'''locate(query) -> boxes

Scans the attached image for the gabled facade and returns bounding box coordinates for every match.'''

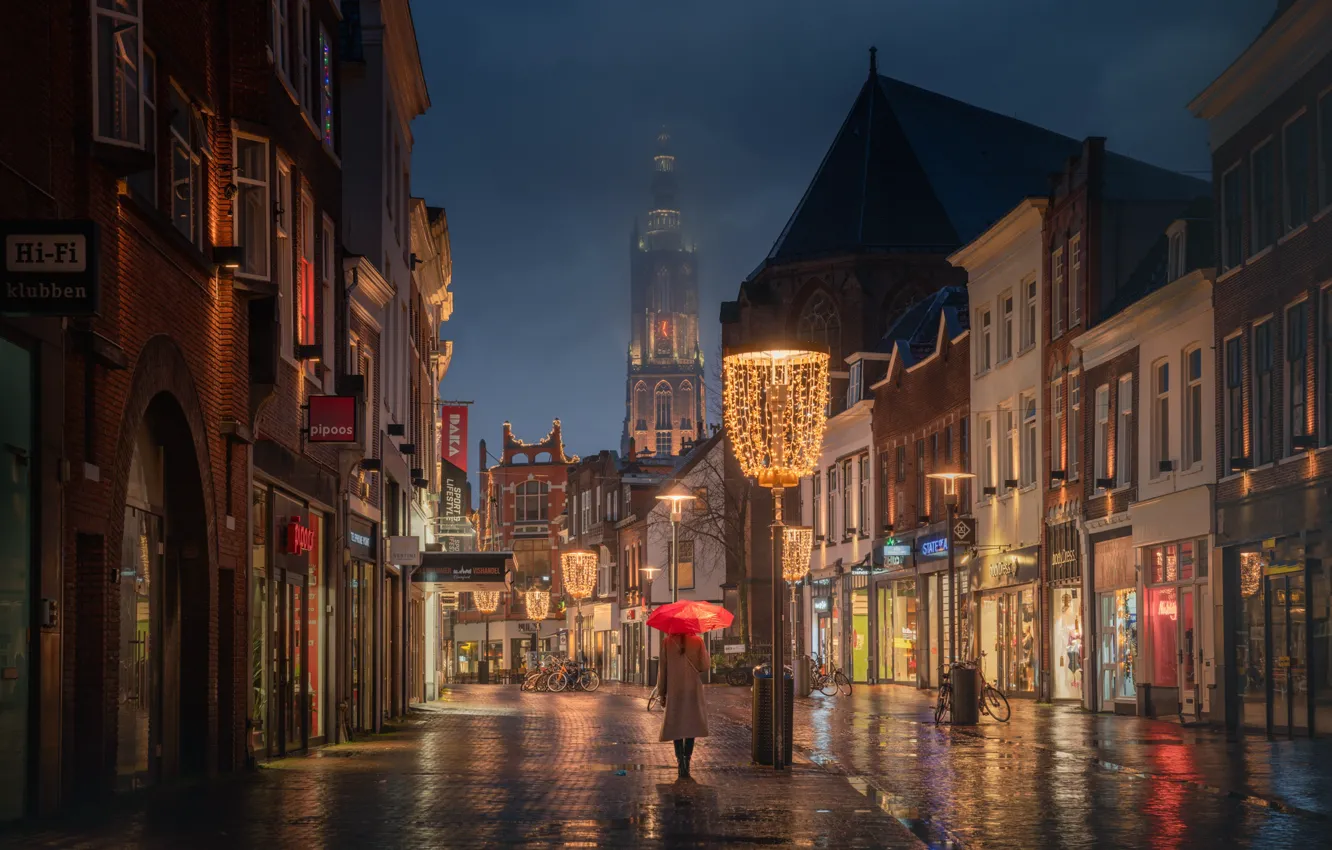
[1189,0,1332,737]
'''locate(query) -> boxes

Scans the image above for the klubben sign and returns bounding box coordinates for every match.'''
[1,220,99,316]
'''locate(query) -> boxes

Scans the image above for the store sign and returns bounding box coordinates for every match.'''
[919,534,948,557]
[307,395,360,443]
[950,516,976,546]
[284,518,315,555]
[988,559,1018,580]
[883,544,912,558]
[883,555,907,568]
[441,404,469,472]
[387,535,421,566]
[518,622,539,633]
[1051,549,1077,566]
[813,598,831,613]
[724,644,746,654]
[1,220,99,316]
[414,551,513,591]
[347,516,376,561]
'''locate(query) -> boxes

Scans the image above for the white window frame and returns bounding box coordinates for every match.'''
[842,458,854,538]
[1051,246,1066,337]
[976,307,993,374]
[1152,359,1170,478]
[1166,221,1187,281]
[1020,393,1037,486]
[1069,371,1081,480]
[167,82,207,249]
[276,154,295,363]
[1116,374,1134,487]
[999,290,1014,362]
[1183,345,1204,470]
[859,453,870,536]
[848,360,863,407]
[1094,384,1110,485]
[1068,235,1082,326]
[981,416,995,497]
[1022,276,1037,352]
[812,473,823,538]
[1051,377,1065,475]
[232,132,270,280]
[829,465,840,532]
[92,0,145,148]
[271,0,290,81]
[126,47,157,201]
[1000,404,1016,493]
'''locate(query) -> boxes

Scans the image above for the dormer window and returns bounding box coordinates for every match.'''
[847,360,863,407]
[1166,221,1187,281]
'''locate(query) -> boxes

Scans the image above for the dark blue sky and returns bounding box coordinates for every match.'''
[408,1,1269,477]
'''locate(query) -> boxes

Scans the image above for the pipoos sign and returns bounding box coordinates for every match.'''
[307,395,359,443]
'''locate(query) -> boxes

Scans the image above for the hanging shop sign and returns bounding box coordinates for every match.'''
[387,535,421,566]
[976,546,1039,590]
[440,404,469,472]
[813,597,831,613]
[307,395,360,443]
[1048,519,1081,584]
[1,220,100,316]
[518,622,539,634]
[414,551,514,591]
[347,515,376,561]
[883,543,912,558]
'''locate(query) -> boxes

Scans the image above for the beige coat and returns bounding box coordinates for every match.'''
[657,633,710,741]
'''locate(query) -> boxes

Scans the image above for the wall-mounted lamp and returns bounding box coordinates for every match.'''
[387,423,406,437]
[294,344,322,361]
[1094,477,1116,490]
[359,458,382,471]
[1050,470,1066,488]
[1158,459,1175,473]
[399,443,417,456]
[982,486,997,496]
[1229,456,1252,473]
[1003,478,1019,489]
[212,245,244,269]
[1292,435,1318,451]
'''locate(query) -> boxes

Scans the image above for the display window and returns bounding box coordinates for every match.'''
[1051,587,1083,700]
[892,580,917,683]
[978,588,1036,694]
[1098,589,1138,709]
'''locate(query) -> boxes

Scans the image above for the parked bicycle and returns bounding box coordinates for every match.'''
[809,656,852,696]
[547,657,601,693]
[933,655,1010,724]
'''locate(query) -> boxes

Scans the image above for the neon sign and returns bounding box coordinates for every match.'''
[919,536,949,557]
[285,518,315,555]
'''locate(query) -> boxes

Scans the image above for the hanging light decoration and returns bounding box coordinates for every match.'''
[782,526,814,584]
[1239,552,1263,598]
[525,589,550,621]
[473,590,502,614]
[561,550,598,602]
[722,349,830,498]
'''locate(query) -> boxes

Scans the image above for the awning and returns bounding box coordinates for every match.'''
[412,551,513,591]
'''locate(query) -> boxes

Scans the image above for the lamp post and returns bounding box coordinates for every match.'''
[473,590,501,683]
[926,472,976,665]
[561,550,597,663]
[525,589,549,665]
[641,565,660,685]
[723,348,829,771]
[782,526,814,669]
[656,481,697,603]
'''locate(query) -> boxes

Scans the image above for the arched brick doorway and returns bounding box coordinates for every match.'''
[102,336,218,792]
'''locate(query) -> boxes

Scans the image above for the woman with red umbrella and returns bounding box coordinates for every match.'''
[648,600,733,778]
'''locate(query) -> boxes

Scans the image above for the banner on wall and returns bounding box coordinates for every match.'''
[440,404,468,472]
[439,460,472,552]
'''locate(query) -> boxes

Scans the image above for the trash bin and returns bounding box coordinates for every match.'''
[478,660,490,685]
[794,655,811,697]
[751,666,794,765]
[648,658,659,688]
[950,665,979,725]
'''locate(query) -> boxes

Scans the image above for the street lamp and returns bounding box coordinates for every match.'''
[474,590,501,683]
[926,472,976,666]
[782,526,814,670]
[640,565,661,686]
[561,550,597,663]
[723,348,829,771]
[655,481,697,603]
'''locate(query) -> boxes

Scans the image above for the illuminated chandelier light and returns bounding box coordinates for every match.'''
[525,589,550,621]
[473,590,502,614]
[722,349,830,493]
[1239,552,1263,598]
[561,550,599,601]
[782,526,814,584]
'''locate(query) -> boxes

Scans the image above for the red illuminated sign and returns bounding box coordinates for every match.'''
[441,404,468,472]
[308,394,359,443]
[285,518,315,555]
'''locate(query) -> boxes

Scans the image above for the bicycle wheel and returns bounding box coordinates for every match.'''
[934,684,951,724]
[835,671,852,696]
[647,687,661,711]
[818,676,838,696]
[521,672,540,692]
[548,671,568,693]
[727,667,748,687]
[580,670,601,692]
[982,685,1010,722]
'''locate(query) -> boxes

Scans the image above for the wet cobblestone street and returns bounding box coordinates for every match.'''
[7,684,1332,848]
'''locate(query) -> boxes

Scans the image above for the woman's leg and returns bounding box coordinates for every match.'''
[673,739,684,762]
[683,738,695,758]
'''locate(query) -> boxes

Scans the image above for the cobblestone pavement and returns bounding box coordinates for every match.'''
[8,683,1331,848]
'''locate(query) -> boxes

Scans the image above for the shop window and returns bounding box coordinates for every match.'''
[1069,234,1082,325]
[93,0,144,147]
[1069,372,1081,480]
[1184,346,1204,469]
[1251,139,1276,256]
[1051,587,1083,700]
[1051,245,1065,337]
[1253,320,1274,465]
[1116,375,1133,487]
[1287,300,1309,454]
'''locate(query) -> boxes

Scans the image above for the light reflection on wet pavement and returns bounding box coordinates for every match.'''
[8,683,1330,848]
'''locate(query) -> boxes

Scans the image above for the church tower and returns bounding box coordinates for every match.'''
[622,130,706,458]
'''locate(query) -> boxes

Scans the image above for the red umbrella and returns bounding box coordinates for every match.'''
[646,600,734,635]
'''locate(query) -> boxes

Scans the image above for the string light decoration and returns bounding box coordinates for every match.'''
[473,590,502,614]
[561,550,599,601]
[722,349,830,501]
[525,589,550,621]
[1240,552,1263,598]
[782,526,814,584]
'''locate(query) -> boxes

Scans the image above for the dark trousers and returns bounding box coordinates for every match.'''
[672,738,695,762]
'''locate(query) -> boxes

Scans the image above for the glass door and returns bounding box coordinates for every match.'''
[1179,588,1198,717]
[270,572,307,756]
[1099,592,1118,712]
[1268,573,1309,735]
[117,508,161,791]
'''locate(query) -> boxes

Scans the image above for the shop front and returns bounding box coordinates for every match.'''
[250,484,332,757]
[591,602,620,682]
[973,547,1039,698]
[1047,516,1085,702]
[1139,539,1209,718]
[872,556,920,686]
[1090,530,1137,714]
[622,606,646,684]
[346,514,378,732]
[810,579,835,665]
[916,529,963,688]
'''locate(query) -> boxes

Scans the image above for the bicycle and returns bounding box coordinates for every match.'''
[810,656,852,696]
[934,656,1010,724]
[647,685,662,711]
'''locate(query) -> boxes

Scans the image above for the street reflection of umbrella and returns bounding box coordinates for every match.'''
[647,600,734,635]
